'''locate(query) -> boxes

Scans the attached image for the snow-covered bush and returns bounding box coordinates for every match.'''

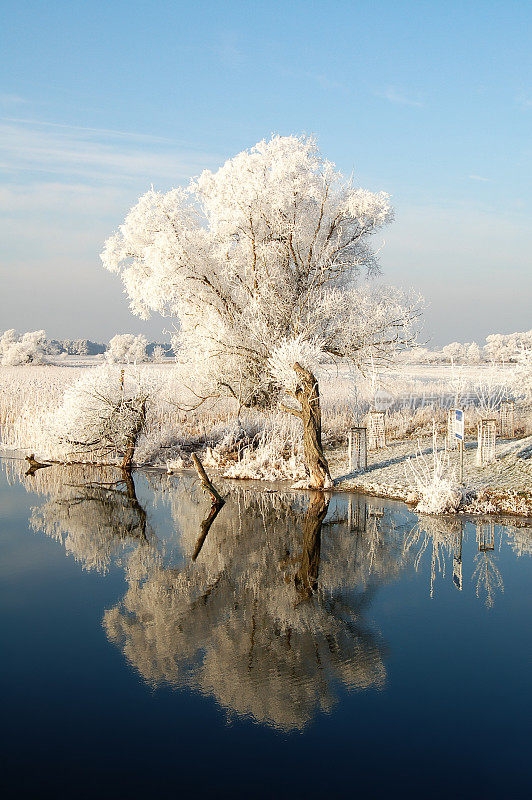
[0,329,48,366]
[48,365,155,467]
[220,416,306,482]
[105,334,148,364]
[406,425,461,514]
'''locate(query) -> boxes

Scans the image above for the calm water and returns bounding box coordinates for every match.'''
[0,459,530,799]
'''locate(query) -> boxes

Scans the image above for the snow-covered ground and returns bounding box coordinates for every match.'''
[330,435,532,515]
[1,359,530,515]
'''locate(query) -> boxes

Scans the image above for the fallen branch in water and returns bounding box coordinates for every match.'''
[191,453,226,561]
[191,453,225,505]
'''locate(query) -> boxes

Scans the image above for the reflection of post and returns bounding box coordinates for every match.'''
[295,493,329,599]
[348,496,368,534]
[452,527,463,591]
[477,522,495,552]
[192,498,225,561]
[355,498,368,533]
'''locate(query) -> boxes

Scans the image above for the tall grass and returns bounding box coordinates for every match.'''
[0,360,527,470]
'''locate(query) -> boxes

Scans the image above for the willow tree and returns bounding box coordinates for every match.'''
[101,134,420,487]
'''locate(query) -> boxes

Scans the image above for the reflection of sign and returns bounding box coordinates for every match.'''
[453,557,463,591]
[454,409,464,441]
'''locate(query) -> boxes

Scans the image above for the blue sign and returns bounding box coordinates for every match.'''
[454,409,464,441]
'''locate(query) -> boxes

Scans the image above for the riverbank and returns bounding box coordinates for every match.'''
[3,431,532,518]
[329,435,532,516]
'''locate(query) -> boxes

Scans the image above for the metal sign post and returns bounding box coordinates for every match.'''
[453,409,465,484]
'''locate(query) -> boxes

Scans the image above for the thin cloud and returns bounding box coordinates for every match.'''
[379,86,424,107]
[305,72,346,91]
[0,94,28,105]
[2,116,179,144]
[215,32,245,67]
[0,118,221,185]
[468,174,490,182]
[275,65,347,92]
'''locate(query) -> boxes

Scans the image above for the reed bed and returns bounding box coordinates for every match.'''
[0,361,527,474]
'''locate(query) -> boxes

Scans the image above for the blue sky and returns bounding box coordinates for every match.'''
[1,0,530,344]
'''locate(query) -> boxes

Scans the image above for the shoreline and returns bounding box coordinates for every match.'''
[2,444,532,520]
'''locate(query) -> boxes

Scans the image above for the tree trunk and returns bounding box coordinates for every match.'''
[293,362,333,489]
[120,399,147,472]
[295,492,329,599]
[120,469,148,542]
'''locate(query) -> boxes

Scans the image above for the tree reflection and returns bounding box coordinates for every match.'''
[103,487,392,731]
[9,456,529,730]
[28,464,153,574]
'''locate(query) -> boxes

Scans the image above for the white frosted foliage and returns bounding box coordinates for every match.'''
[105,333,148,364]
[0,329,48,366]
[101,134,420,404]
[47,365,155,463]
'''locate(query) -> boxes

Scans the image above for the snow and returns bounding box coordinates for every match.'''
[331,435,532,515]
[1,357,531,515]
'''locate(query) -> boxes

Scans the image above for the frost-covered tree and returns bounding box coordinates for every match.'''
[102,134,421,487]
[514,348,532,401]
[466,342,482,364]
[442,341,466,364]
[105,333,148,364]
[485,329,532,363]
[0,329,48,366]
[48,365,153,469]
[151,345,166,363]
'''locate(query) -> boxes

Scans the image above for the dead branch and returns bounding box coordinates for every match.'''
[191,453,226,505]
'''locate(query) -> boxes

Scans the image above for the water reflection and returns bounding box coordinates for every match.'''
[3,457,531,729]
[30,468,152,574]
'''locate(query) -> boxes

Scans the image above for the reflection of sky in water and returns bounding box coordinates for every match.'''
[1,458,530,796]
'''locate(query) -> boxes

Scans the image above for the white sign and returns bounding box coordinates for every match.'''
[374,389,394,412]
[454,409,464,441]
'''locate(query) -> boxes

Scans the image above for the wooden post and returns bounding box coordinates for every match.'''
[447,408,458,450]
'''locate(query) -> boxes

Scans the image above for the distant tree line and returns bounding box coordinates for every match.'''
[400,328,532,365]
[0,330,174,365]
[47,337,174,359]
